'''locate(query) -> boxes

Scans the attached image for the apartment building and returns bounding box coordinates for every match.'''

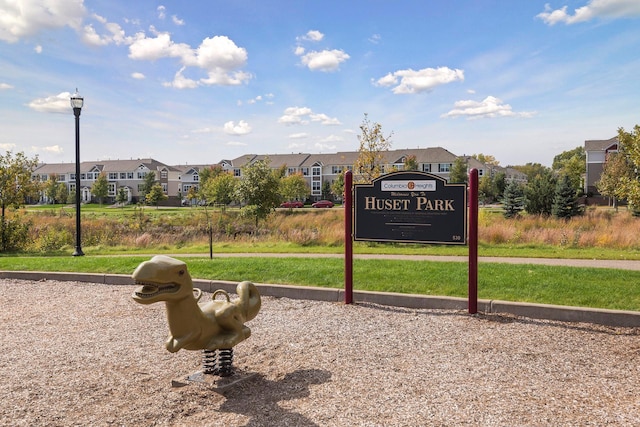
[585,136,618,195]
[32,147,525,205]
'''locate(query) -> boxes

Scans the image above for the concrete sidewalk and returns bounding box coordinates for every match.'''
[202,252,640,271]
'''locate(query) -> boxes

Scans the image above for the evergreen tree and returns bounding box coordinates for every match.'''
[502,181,524,219]
[552,174,580,219]
[524,170,556,216]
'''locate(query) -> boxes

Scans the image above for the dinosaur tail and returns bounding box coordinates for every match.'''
[236,281,261,321]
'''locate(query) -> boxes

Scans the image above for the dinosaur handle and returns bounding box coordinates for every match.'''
[193,288,202,301]
[212,289,231,302]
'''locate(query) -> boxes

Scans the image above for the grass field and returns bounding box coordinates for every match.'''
[2,255,639,311]
[3,204,640,312]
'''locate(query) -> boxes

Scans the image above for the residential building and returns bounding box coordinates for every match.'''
[32,159,180,204]
[585,136,618,195]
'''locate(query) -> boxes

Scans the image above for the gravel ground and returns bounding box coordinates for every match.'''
[1,278,639,426]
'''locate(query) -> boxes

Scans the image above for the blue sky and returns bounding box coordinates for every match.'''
[1,0,639,167]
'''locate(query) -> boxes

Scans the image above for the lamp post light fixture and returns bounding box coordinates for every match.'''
[70,89,84,256]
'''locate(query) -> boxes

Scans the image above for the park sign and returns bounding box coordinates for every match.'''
[353,171,467,245]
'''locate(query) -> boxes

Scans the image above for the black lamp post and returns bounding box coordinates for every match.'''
[70,89,84,256]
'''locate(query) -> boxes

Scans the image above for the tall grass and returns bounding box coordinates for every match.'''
[7,205,640,254]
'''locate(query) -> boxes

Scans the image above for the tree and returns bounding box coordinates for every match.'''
[198,165,224,188]
[201,171,237,207]
[279,173,309,204]
[449,157,468,183]
[140,171,156,201]
[524,169,556,216]
[404,155,419,171]
[552,146,585,193]
[235,159,281,226]
[512,163,550,181]
[472,153,500,167]
[502,181,524,219]
[353,114,393,183]
[45,174,59,204]
[55,182,69,205]
[0,151,40,251]
[331,171,345,200]
[552,174,580,219]
[145,183,167,208]
[610,125,640,212]
[115,187,128,207]
[596,151,632,209]
[91,172,109,205]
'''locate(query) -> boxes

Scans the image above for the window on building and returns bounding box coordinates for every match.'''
[312,166,321,176]
[80,173,86,180]
[69,183,76,192]
[120,173,127,179]
[127,172,134,179]
[438,163,451,172]
[312,181,321,194]
[160,170,168,179]
[422,164,431,172]
[233,168,241,177]
[193,173,199,182]
[331,166,343,174]
[301,167,309,176]
[109,173,118,180]
[137,172,147,179]
[108,183,116,196]
[287,167,297,175]
[162,183,168,193]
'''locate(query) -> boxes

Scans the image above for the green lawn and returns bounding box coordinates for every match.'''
[1,255,638,312]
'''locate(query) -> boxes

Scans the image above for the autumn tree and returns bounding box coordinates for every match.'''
[472,153,500,167]
[353,114,393,183]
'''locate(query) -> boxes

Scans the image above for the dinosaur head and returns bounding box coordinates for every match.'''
[131,255,194,304]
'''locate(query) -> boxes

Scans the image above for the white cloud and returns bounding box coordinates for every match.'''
[278,107,313,125]
[157,5,166,20]
[298,49,350,72]
[162,66,198,89]
[0,83,14,90]
[226,141,247,146]
[288,133,309,139]
[129,33,251,88]
[223,120,252,135]
[294,46,305,56]
[0,143,17,150]
[172,15,185,26]
[34,45,42,53]
[536,0,640,25]
[374,67,464,94]
[80,15,131,46]
[131,72,145,79]
[302,30,324,42]
[315,141,337,151]
[368,34,381,44]
[40,145,64,154]
[310,113,341,125]
[441,96,536,119]
[0,0,86,43]
[28,92,73,113]
[279,107,341,126]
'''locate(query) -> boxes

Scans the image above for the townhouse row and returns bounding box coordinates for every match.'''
[31,147,527,205]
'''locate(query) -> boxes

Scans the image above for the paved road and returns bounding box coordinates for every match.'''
[193,252,640,271]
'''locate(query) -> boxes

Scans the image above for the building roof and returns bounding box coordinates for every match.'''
[585,137,618,152]
[32,158,178,175]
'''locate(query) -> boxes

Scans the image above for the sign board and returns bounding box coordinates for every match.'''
[353,171,467,245]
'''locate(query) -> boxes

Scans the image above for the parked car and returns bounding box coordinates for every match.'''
[280,201,304,208]
[311,200,334,208]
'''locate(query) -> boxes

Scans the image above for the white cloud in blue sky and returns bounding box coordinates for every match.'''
[1,0,639,166]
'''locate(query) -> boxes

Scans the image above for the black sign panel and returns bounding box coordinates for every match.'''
[353,171,467,245]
